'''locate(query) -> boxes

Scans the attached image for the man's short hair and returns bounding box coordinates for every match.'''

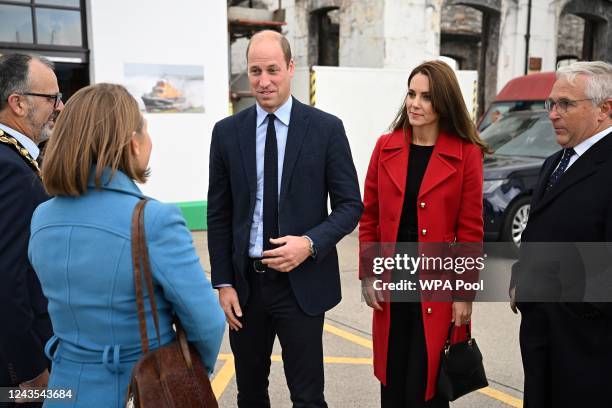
[557,61,612,106]
[0,53,54,111]
[245,30,292,67]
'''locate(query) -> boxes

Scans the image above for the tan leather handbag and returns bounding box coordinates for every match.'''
[125,199,218,408]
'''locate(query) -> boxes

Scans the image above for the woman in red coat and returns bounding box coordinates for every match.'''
[359,60,487,407]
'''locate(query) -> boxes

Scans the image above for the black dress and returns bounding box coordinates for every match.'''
[381,144,448,408]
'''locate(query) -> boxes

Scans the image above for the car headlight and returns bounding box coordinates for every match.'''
[483,179,506,194]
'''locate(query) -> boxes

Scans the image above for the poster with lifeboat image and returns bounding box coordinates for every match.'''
[123,63,205,113]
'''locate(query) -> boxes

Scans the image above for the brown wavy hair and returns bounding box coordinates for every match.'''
[42,83,145,196]
[389,60,489,153]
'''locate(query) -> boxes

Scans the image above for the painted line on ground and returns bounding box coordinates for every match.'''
[323,322,373,349]
[323,321,523,408]
[211,354,235,400]
[212,353,372,400]
[479,386,523,408]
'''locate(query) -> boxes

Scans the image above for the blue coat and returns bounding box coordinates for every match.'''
[28,168,225,407]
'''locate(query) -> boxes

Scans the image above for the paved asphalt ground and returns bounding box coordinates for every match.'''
[193,231,525,407]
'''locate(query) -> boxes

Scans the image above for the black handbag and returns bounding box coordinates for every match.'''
[436,323,488,401]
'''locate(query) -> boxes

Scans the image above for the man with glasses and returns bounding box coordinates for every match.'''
[0,53,63,406]
[510,61,612,407]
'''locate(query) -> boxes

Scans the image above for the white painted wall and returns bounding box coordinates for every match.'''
[87,0,229,203]
[292,67,311,105]
[526,0,557,72]
[311,66,477,192]
[383,0,441,68]
[498,0,523,92]
[339,0,385,67]
[497,0,558,94]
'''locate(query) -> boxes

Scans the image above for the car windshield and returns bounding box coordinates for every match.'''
[478,101,546,131]
[480,113,558,158]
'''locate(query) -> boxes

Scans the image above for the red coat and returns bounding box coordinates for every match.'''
[359,128,484,401]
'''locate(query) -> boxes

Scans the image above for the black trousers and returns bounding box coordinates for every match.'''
[381,302,448,408]
[519,302,612,408]
[229,263,327,408]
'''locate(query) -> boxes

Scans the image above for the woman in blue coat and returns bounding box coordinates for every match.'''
[28,83,225,407]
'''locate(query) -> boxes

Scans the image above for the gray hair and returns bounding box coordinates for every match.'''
[556,61,612,106]
[0,53,54,111]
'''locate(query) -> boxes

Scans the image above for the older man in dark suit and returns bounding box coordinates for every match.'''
[0,53,63,405]
[207,30,363,407]
[510,61,612,408]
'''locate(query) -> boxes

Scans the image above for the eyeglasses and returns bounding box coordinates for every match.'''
[20,92,63,109]
[544,97,592,114]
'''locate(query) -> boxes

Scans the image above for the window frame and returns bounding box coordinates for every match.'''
[0,0,87,56]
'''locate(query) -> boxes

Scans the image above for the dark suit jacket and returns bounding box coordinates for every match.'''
[0,129,52,386]
[207,97,363,316]
[511,131,612,316]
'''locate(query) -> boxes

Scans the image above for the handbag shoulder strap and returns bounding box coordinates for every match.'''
[131,198,162,354]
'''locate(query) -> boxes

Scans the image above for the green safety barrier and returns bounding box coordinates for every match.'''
[175,201,207,230]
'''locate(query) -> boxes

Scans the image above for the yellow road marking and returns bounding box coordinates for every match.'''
[271,355,372,365]
[221,353,371,365]
[213,325,524,407]
[479,386,523,407]
[323,356,371,365]
[211,354,235,399]
[323,321,523,407]
[323,323,373,349]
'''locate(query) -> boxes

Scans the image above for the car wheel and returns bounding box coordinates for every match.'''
[502,196,531,256]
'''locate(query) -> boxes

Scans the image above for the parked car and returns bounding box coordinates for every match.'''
[478,72,556,132]
[481,110,559,253]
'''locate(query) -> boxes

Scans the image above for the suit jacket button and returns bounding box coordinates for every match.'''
[420,202,426,208]
[421,229,427,236]
[426,307,432,314]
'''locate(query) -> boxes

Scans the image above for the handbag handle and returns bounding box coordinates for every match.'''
[444,322,473,354]
[131,199,195,370]
[131,199,162,354]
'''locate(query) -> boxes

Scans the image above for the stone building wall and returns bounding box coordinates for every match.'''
[228,0,609,107]
[440,3,482,69]
[557,13,584,59]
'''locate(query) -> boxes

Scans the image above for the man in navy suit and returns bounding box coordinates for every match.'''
[510,61,612,407]
[0,53,63,405]
[208,30,363,407]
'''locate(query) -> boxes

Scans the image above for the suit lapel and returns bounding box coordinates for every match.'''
[237,106,258,199]
[380,129,408,193]
[279,97,308,210]
[531,132,612,215]
[419,131,460,197]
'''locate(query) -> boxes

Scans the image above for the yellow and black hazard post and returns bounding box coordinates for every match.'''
[310,68,316,107]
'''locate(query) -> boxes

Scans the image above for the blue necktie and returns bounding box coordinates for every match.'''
[545,147,575,193]
[262,114,279,276]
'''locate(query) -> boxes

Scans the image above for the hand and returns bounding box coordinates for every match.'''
[218,287,243,331]
[16,369,49,403]
[510,286,518,314]
[451,301,472,327]
[261,235,311,272]
[361,277,383,311]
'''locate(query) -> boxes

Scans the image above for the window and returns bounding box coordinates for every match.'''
[0,0,84,48]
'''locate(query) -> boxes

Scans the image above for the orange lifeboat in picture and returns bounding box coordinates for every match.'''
[141,79,187,111]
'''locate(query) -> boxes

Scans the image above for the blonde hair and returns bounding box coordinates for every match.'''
[42,83,145,196]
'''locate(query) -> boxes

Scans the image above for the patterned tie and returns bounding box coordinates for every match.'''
[262,114,279,277]
[545,147,575,193]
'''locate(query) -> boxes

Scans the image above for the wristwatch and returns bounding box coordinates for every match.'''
[302,235,317,258]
